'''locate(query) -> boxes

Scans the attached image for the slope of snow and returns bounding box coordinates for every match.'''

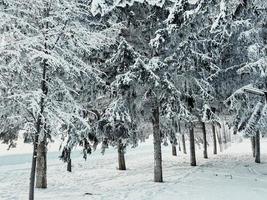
[0,139,267,200]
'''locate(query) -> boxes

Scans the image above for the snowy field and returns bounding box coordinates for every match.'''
[1,138,267,200]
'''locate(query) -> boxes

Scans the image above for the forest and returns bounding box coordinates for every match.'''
[0,0,266,200]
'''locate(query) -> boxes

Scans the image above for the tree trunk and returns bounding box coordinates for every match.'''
[67,159,72,172]
[212,124,217,155]
[255,131,260,163]
[251,136,256,158]
[66,148,72,172]
[118,141,126,170]
[201,122,208,159]
[217,129,223,152]
[189,125,196,166]
[178,138,181,152]
[29,27,49,199]
[29,70,48,199]
[221,121,226,148]
[172,121,178,156]
[29,137,38,200]
[36,141,47,188]
[181,135,187,154]
[152,105,163,182]
[172,145,177,156]
[227,127,232,145]
[179,121,187,154]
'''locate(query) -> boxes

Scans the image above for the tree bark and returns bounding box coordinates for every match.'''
[36,140,47,188]
[29,104,47,199]
[212,124,217,155]
[201,122,208,159]
[67,159,72,172]
[172,122,178,156]
[29,21,49,199]
[222,122,227,149]
[227,127,232,145]
[66,148,72,172]
[179,121,187,154]
[29,136,38,200]
[255,131,260,163]
[189,125,196,166]
[152,105,163,182]
[251,136,256,158]
[172,145,177,156]
[217,129,223,152]
[181,134,186,154]
[118,140,126,170]
[178,139,181,152]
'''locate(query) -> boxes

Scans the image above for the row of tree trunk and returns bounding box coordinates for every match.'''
[119,118,262,187]
[172,120,234,166]
[33,118,262,195]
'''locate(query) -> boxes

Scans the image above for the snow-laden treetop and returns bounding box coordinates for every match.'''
[90,0,199,16]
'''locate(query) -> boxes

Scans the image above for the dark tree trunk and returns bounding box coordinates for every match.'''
[179,121,187,154]
[181,134,187,154]
[255,131,260,163]
[118,140,126,170]
[178,139,181,152]
[172,122,178,156]
[67,159,72,172]
[211,108,217,155]
[201,122,208,159]
[189,125,196,166]
[187,94,196,166]
[29,73,48,199]
[212,124,217,155]
[172,145,177,156]
[29,136,38,200]
[227,127,232,145]
[66,148,72,172]
[251,136,256,158]
[222,122,227,148]
[217,130,223,152]
[152,105,163,182]
[36,140,47,188]
[29,106,46,199]
[29,23,49,199]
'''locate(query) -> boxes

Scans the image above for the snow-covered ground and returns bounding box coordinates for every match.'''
[1,138,267,200]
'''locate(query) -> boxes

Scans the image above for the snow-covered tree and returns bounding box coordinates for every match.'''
[89,0,179,181]
[95,39,142,170]
[0,0,119,198]
[149,0,225,164]
[217,0,267,162]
